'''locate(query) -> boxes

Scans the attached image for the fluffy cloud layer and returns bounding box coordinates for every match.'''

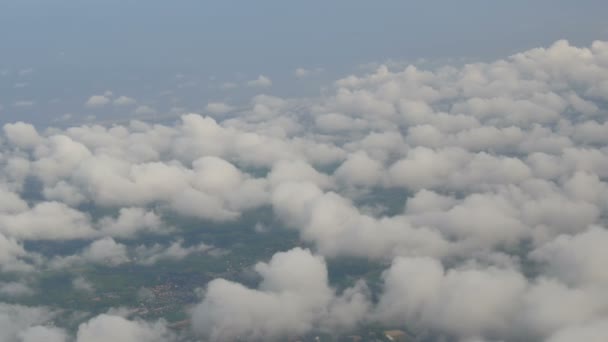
[75,314,172,342]
[1,40,608,340]
[191,248,370,341]
[0,304,63,342]
[376,257,527,339]
[0,303,173,342]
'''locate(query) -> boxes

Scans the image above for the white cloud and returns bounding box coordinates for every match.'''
[376,257,527,339]
[19,326,68,342]
[269,160,333,189]
[0,40,607,340]
[50,238,130,268]
[0,303,62,342]
[0,202,95,240]
[531,226,608,286]
[133,240,213,265]
[3,122,42,149]
[272,182,449,259]
[134,105,155,115]
[72,276,94,293]
[334,151,384,187]
[85,95,110,108]
[547,319,608,342]
[81,237,130,266]
[246,75,272,87]
[517,278,604,339]
[0,233,30,272]
[192,248,369,341]
[113,96,137,106]
[0,281,34,297]
[295,67,323,78]
[75,314,172,342]
[97,208,165,239]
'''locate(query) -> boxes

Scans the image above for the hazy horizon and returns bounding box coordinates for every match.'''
[1,2,608,342]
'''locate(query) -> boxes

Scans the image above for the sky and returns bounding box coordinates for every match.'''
[1,1,607,124]
[2,2,608,341]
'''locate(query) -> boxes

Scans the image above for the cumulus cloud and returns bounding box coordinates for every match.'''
[272,182,449,259]
[89,237,129,263]
[334,151,384,187]
[531,226,608,287]
[134,105,156,115]
[0,233,31,272]
[113,96,137,106]
[19,326,68,342]
[246,75,272,87]
[0,303,172,342]
[191,248,370,341]
[75,314,172,342]
[0,281,34,297]
[133,240,213,265]
[295,67,323,78]
[547,319,608,342]
[82,237,129,265]
[0,39,608,340]
[0,303,63,342]
[85,95,110,108]
[376,257,527,339]
[97,208,166,239]
[72,276,95,293]
[49,237,129,269]
[3,122,42,149]
[0,201,95,240]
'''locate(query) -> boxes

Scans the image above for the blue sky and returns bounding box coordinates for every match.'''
[3,3,608,340]
[1,1,607,124]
